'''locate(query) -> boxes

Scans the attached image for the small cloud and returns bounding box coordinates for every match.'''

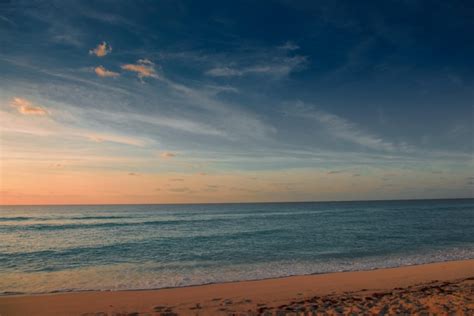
[85,133,146,146]
[203,184,220,192]
[128,172,137,176]
[89,41,112,57]
[138,58,153,65]
[278,41,299,51]
[352,173,361,177]
[121,59,159,79]
[327,170,343,174]
[206,67,242,77]
[10,97,48,116]
[160,152,176,159]
[94,66,119,78]
[205,56,306,78]
[205,85,239,94]
[168,187,192,193]
[170,178,184,182]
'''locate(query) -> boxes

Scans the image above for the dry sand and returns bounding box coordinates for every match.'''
[0,259,473,315]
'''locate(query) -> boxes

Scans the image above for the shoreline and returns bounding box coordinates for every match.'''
[1,259,473,315]
[1,257,473,297]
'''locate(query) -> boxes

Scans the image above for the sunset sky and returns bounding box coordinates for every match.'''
[0,0,473,204]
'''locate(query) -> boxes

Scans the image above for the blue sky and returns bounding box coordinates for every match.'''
[0,0,473,204]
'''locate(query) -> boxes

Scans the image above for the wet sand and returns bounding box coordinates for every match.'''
[0,259,473,315]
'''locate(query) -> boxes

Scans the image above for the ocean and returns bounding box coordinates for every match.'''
[0,199,473,294]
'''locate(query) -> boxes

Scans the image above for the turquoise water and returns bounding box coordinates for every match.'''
[0,199,473,294]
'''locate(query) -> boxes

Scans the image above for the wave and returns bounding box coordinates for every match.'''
[0,215,132,222]
[0,216,32,221]
[0,227,286,272]
[0,218,216,231]
[1,248,473,295]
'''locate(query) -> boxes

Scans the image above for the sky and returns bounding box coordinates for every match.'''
[0,0,473,205]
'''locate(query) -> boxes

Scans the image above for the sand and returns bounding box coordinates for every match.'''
[0,259,473,315]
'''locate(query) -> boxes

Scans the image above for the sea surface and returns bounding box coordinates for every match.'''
[0,199,473,294]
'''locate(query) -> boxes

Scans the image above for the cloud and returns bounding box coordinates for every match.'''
[89,41,112,57]
[168,187,192,193]
[85,133,146,146]
[10,97,48,116]
[205,56,306,78]
[327,170,343,174]
[94,66,119,78]
[205,85,239,94]
[125,112,226,137]
[288,102,407,153]
[160,152,176,159]
[206,67,242,77]
[121,59,159,79]
[278,41,300,51]
[203,42,307,79]
[203,184,220,192]
[313,110,397,152]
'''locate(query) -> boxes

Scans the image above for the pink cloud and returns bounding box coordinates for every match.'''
[89,41,112,57]
[94,66,119,77]
[160,152,176,159]
[121,59,158,79]
[10,97,48,116]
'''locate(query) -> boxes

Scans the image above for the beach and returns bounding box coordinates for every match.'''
[0,259,473,315]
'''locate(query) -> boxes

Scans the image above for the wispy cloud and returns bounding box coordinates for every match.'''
[205,56,306,78]
[278,41,300,51]
[169,178,184,182]
[168,187,192,193]
[94,66,119,78]
[200,42,307,79]
[125,112,226,137]
[1,56,129,95]
[0,105,148,148]
[121,59,158,79]
[0,15,16,26]
[160,152,176,159]
[315,110,396,152]
[89,41,112,57]
[288,102,408,153]
[206,67,242,77]
[10,97,48,116]
[85,132,146,147]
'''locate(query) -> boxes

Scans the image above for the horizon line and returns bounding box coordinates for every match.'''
[1,196,472,207]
